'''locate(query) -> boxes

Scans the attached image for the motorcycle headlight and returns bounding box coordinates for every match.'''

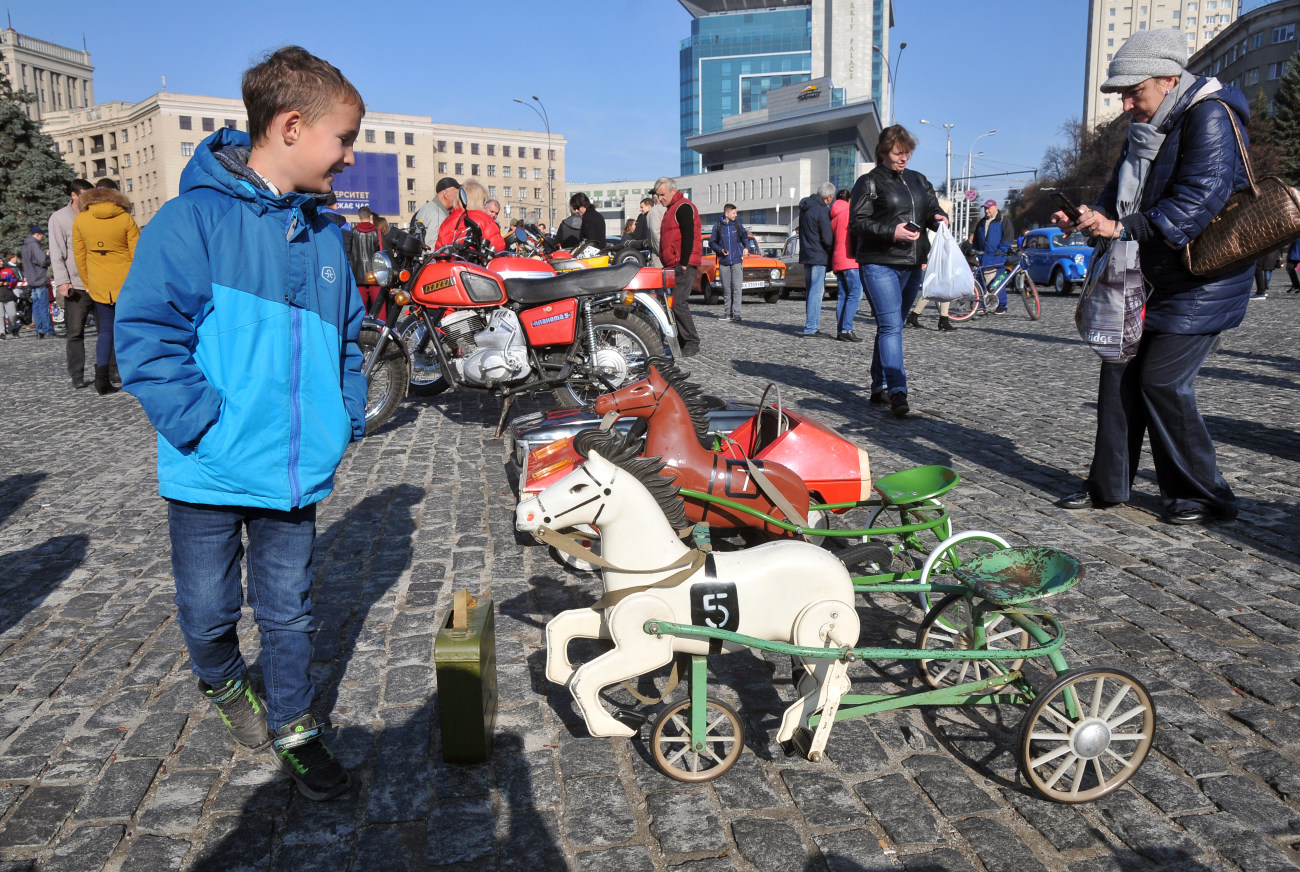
[1074,254,1085,266]
[365,251,394,287]
[770,268,780,280]
[462,271,503,303]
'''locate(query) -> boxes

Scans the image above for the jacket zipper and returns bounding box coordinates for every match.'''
[286,208,303,506]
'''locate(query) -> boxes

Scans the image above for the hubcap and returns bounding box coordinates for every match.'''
[1071,718,1112,759]
[590,347,630,384]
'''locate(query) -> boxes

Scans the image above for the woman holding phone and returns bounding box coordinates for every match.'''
[848,125,947,419]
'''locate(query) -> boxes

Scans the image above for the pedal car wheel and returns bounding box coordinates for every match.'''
[916,531,1010,615]
[1016,667,1155,803]
[916,593,1030,690]
[651,697,744,782]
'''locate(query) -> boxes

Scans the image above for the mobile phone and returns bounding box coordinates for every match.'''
[1047,190,1082,222]
[903,221,922,233]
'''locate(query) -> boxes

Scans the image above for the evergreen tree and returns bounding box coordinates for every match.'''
[0,72,74,256]
[1272,49,1300,185]
[1245,89,1280,178]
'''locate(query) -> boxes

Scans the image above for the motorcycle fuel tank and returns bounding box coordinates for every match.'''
[412,261,508,308]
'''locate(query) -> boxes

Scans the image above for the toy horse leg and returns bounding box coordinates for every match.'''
[569,594,676,738]
[776,599,859,747]
[545,608,606,685]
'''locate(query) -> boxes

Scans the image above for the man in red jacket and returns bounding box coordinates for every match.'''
[653,176,701,356]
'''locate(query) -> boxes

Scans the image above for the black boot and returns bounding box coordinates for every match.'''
[937,316,954,332]
[905,312,923,329]
[94,365,119,395]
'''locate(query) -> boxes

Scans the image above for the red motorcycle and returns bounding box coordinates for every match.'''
[360,218,678,435]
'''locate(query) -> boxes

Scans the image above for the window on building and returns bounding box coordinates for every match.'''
[407,178,416,191]
[1247,67,1260,84]
[1108,38,1114,46]
[1107,53,1114,61]
[1140,5,1147,13]
[503,167,512,177]
[126,179,133,192]
[1207,0,1216,7]
[1186,17,1196,27]
[121,128,129,144]
[1109,23,1115,31]
[471,164,480,175]
[1139,21,1146,29]
[179,115,192,130]
[487,144,495,156]
[1273,24,1295,43]
[548,149,556,161]
[408,200,417,213]
[406,155,415,168]
[1104,97,1112,107]
[549,169,555,180]
[504,187,512,198]
[503,145,511,157]
[225,119,238,129]
[1188,1,1197,9]
[1109,6,1115,15]
[1251,32,1264,48]
[532,148,541,160]
[1269,60,1290,79]
[365,129,375,142]
[454,141,464,153]
[471,143,480,155]
[518,166,526,178]
[385,131,395,144]
[455,163,464,174]
[1172,9,1180,18]
[404,132,414,145]
[438,161,447,173]
[487,165,496,176]
[534,188,542,199]
[533,168,542,179]
[124,154,131,167]
[437,140,447,152]
[202,117,214,132]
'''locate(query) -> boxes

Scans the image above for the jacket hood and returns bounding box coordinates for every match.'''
[800,195,824,211]
[179,128,320,214]
[830,199,849,219]
[79,188,133,215]
[354,221,376,232]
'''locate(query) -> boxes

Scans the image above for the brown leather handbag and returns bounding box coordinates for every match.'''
[1183,102,1300,276]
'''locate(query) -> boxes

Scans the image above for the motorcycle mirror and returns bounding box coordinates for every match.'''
[515,228,528,242]
[458,188,468,210]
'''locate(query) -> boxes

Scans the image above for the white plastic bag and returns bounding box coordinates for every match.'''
[921,224,975,302]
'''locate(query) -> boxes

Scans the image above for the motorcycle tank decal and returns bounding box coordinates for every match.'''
[412,261,506,308]
[520,298,579,347]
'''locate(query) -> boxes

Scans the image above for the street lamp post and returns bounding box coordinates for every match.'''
[513,95,554,227]
[918,118,954,204]
[962,130,996,240]
[870,42,906,126]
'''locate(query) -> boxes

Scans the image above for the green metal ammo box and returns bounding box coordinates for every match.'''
[434,590,497,763]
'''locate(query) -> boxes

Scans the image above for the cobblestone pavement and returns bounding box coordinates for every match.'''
[0,280,1298,872]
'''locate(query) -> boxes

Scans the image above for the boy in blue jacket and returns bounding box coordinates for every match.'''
[115,46,366,801]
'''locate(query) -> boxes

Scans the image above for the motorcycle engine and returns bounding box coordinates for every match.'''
[446,308,530,387]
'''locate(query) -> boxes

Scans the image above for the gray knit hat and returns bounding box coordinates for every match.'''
[1100,28,1187,92]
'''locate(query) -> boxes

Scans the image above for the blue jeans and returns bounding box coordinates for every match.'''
[860,263,924,396]
[802,264,827,334]
[168,500,318,731]
[834,269,863,334]
[32,284,52,335]
[94,302,115,366]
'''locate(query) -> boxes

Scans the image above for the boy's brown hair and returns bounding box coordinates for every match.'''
[242,46,364,146]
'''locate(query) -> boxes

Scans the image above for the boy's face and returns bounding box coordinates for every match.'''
[724,208,737,222]
[287,101,362,194]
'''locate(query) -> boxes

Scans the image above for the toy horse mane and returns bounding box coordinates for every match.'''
[647,357,712,447]
[572,430,690,531]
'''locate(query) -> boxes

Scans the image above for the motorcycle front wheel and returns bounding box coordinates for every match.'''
[555,311,660,409]
[359,327,410,435]
[398,315,451,396]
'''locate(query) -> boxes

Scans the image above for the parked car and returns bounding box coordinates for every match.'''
[694,236,786,304]
[1020,227,1094,295]
[778,231,838,299]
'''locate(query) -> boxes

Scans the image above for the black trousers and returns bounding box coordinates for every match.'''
[672,265,700,348]
[1087,330,1236,517]
[63,288,93,378]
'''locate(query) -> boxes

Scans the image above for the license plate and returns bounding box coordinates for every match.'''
[741,281,765,289]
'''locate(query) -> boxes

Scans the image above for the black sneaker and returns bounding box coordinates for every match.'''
[273,714,350,801]
[201,677,274,750]
[891,392,910,418]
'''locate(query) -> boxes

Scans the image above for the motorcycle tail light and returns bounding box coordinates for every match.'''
[392,290,411,306]
[530,437,574,463]
[665,294,674,309]
[398,270,411,282]
[623,291,635,306]
[532,457,575,482]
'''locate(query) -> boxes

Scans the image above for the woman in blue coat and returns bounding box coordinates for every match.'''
[1056,28,1252,525]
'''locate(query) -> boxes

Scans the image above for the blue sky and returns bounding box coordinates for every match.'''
[10,0,1100,203]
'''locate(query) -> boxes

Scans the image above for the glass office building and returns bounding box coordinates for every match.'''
[679,9,814,175]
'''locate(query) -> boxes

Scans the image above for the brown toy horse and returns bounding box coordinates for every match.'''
[586,361,812,538]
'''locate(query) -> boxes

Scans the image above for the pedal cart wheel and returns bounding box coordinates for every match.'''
[916,531,1010,614]
[651,697,744,782]
[1016,667,1155,803]
[916,593,1030,689]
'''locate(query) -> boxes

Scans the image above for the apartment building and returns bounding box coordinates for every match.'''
[1188,0,1300,110]
[429,124,566,228]
[0,27,94,121]
[1084,0,1238,130]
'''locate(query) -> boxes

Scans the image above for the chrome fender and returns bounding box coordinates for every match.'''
[630,291,681,357]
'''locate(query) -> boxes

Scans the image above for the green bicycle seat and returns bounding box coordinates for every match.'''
[953,547,1084,606]
[872,465,960,505]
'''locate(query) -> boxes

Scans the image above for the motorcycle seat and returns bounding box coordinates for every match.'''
[504,261,641,306]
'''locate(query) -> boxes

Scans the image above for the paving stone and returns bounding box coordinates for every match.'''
[781,769,868,828]
[44,731,121,784]
[1095,789,1203,865]
[117,835,191,872]
[424,796,495,864]
[814,829,897,872]
[1181,811,1300,872]
[174,714,237,768]
[1227,702,1300,747]
[42,825,124,872]
[1155,727,1233,779]
[1153,693,1247,744]
[557,732,619,778]
[79,758,161,820]
[666,861,739,872]
[901,847,979,872]
[563,775,636,848]
[496,807,566,872]
[954,816,1048,872]
[854,773,940,845]
[709,753,781,810]
[1125,757,1215,814]
[646,788,726,855]
[823,717,892,773]
[120,713,189,758]
[1199,774,1300,836]
[187,812,273,871]
[136,769,218,834]
[1232,748,1300,800]
[731,817,809,872]
[575,846,656,872]
[0,785,81,848]
[903,754,999,817]
[382,664,433,707]
[1001,788,1098,851]
[367,723,433,823]
[1220,664,1300,708]
[496,746,559,811]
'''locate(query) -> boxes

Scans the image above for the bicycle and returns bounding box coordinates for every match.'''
[946,248,1040,322]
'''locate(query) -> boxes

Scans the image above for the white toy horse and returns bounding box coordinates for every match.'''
[516,449,860,743]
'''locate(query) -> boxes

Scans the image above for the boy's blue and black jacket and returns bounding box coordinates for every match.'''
[115,128,366,511]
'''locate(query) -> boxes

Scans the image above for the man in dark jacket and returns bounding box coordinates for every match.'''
[654,176,701,355]
[21,226,53,338]
[798,182,836,336]
[973,200,1016,313]
[709,204,748,322]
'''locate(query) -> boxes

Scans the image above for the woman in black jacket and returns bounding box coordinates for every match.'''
[1056,28,1252,525]
[849,125,947,418]
[569,192,606,249]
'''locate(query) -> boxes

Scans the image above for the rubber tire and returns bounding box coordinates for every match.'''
[702,280,722,305]
[1052,268,1070,295]
[764,290,781,304]
[615,249,646,265]
[1018,273,1041,320]
[650,696,744,782]
[555,310,661,409]
[359,327,409,435]
[916,592,1030,690]
[945,292,980,322]
[398,315,451,397]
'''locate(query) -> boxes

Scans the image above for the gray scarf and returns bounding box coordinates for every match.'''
[1116,72,1221,217]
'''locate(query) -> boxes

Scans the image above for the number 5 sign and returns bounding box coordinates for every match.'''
[690,582,740,632]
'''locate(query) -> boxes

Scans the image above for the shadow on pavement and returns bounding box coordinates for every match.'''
[0,534,90,637]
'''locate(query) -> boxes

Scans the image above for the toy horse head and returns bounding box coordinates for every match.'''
[516,449,690,537]
[594,358,712,447]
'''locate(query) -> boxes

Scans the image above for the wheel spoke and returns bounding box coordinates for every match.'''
[1039,703,1077,732]
[1107,731,1148,742]
[1031,742,1076,770]
[1108,703,1149,730]
[1069,757,1087,796]
[1044,752,1080,789]
[1089,677,1105,718]
[1105,747,1135,767]
[931,660,960,685]
[1100,682,1132,721]
[1090,757,1111,792]
[986,626,1025,644]
[1029,731,1072,741]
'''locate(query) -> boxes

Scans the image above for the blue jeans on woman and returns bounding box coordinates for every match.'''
[860,263,924,396]
[94,302,115,366]
[834,268,863,335]
[168,500,319,731]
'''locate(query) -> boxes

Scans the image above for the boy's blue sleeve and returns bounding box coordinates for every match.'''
[114,201,223,451]
[341,274,367,440]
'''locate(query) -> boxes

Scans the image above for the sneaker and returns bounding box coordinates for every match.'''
[992,308,1008,316]
[201,677,274,750]
[680,344,700,357]
[891,391,910,418]
[272,714,350,801]
[1251,293,1267,300]
[732,316,742,323]
[837,331,863,342]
